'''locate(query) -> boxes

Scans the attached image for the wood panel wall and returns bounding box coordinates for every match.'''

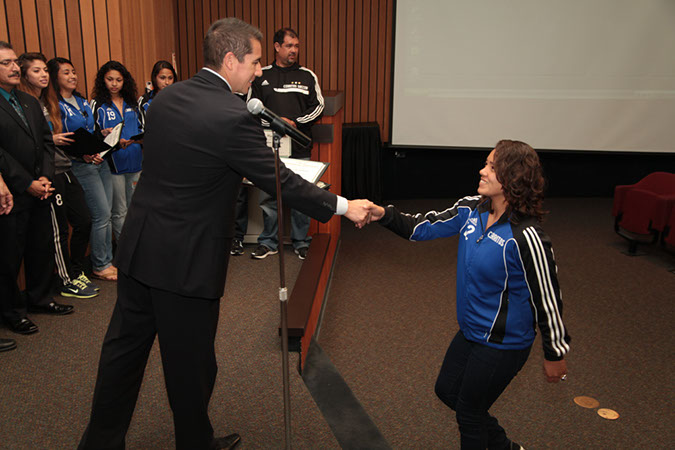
[0,0,176,100]
[174,0,394,141]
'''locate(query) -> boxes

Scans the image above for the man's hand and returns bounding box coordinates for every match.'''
[543,359,568,383]
[345,199,374,228]
[119,138,131,149]
[27,177,54,200]
[0,174,13,215]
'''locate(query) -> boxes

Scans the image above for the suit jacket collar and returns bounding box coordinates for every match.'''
[198,68,232,93]
[0,89,33,136]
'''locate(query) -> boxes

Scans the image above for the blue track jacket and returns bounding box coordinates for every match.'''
[380,196,571,361]
[59,95,96,134]
[91,99,143,174]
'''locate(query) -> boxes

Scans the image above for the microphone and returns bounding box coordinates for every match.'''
[247,98,312,148]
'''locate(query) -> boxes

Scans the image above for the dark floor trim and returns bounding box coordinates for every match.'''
[302,337,391,449]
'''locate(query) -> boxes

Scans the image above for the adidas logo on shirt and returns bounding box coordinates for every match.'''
[262,80,269,86]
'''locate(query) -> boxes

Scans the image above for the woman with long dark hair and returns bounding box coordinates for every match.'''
[19,53,97,297]
[138,59,177,124]
[91,60,143,241]
[368,140,571,449]
[48,56,116,282]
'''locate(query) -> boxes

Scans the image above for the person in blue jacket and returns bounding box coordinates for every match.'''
[368,140,571,450]
[138,60,177,127]
[48,57,117,282]
[91,61,143,241]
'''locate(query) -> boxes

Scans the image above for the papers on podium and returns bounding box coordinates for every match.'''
[280,157,329,185]
[66,123,123,157]
[242,158,329,188]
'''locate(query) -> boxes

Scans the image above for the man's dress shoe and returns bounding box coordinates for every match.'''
[0,338,17,352]
[7,317,39,334]
[213,433,241,449]
[28,301,74,315]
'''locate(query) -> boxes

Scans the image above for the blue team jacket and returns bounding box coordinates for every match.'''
[380,196,571,361]
[91,99,143,174]
[59,95,96,135]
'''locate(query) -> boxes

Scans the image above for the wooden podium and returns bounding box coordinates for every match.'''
[283,90,344,370]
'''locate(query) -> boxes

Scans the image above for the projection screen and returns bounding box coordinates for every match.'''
[391,0,675,153]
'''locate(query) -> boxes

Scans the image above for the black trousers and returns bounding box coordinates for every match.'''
[51,170,91,284]
[79,272,221,450]
[434,331,532,449]
[0,199,55,321]
[233,184,248,241]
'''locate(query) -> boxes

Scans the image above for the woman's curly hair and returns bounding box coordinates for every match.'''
[492,139,547,223]
[91,60,138,107]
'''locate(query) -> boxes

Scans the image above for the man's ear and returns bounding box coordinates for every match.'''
[222,52,236,71]
[274,42,281,53]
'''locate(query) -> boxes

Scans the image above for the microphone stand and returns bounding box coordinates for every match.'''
[272,131,292,450]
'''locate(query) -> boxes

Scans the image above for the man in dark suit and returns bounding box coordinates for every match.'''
[78,19,371,450]
[0,168,17,352]
[0,41,73,338]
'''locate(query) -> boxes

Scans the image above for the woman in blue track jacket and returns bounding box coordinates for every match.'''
[369,140,571,450]
[48,57,117,282]
[91,61,143,241]
[137,60,177,128]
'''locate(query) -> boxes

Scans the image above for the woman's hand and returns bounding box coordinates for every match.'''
[119,138,130,149]
[83,153,104,165]
[543,359,568,383]
[368,205,386,223]
[53,132,75,146]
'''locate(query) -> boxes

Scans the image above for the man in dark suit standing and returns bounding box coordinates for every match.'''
[0,41,73,338]
[78,19,371,450]
[0,168,17,352]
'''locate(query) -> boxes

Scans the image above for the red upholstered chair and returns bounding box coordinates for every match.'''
[612,172,675,254]
[663,202,675,248]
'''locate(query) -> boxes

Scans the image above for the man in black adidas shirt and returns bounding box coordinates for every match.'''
[248,27,324,260]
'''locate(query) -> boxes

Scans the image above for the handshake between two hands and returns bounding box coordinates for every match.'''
[345,199,385,229]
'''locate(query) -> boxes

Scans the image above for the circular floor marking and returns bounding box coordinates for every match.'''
[597,408,620,420]
[574,396,600,409]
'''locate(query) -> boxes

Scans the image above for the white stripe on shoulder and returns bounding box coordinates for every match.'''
[522,226,569,356]
[296,67,324,123]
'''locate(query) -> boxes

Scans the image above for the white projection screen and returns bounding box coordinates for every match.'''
[391,0,675,153]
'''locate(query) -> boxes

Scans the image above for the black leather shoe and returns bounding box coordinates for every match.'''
[28,301,74,315]
[6,317,39,335]
[213,433,241,449]
[0,338,17,352]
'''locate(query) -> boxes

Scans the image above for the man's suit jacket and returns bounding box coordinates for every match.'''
[115,69,338,299]
[0,90,55,211]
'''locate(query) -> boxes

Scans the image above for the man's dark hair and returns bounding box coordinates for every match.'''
[0,41,13,50]
[203,18,262,68]
[273,28,298,46]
